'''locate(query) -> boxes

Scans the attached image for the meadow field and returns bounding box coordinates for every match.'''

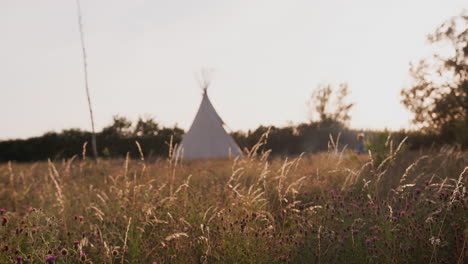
[0,141,466,263]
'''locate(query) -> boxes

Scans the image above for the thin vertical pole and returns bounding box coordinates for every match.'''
[75,0,98,160]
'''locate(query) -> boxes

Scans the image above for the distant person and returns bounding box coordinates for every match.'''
[356,133,365,154]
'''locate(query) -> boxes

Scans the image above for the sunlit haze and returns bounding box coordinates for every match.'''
[1,0,466,139]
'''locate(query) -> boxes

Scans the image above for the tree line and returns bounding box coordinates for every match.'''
[0,116,442,162]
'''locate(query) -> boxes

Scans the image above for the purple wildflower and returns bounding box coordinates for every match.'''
[45,255,55,264]
[0,209,6,215]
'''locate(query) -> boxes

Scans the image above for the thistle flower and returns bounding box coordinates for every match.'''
[0,209,6,215]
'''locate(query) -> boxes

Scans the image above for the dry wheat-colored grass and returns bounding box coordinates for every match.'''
[0,144,466,263]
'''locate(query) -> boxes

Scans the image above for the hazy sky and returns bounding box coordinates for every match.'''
[1,0,466,140]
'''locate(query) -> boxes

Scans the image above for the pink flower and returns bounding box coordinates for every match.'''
[45,255,55,264]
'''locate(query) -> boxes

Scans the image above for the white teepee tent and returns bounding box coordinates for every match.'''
[176,88,242,160]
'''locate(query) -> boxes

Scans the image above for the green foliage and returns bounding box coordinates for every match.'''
[401,12,468,146]
[307,83,354,126]
[133,115,160,137]
[365,132,407,166]
[102,147,111,158]
[233,123,356,157]
[0,119,446,162]
[0,117,183,162]
[102,115,133,138]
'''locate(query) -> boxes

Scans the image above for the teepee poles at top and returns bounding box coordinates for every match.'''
[75,0,98,161]
[196,68,215,94]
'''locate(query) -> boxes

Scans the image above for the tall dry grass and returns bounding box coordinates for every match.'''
[0,140,466,263]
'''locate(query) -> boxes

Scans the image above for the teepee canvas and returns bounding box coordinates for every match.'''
[177,88,242,160]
